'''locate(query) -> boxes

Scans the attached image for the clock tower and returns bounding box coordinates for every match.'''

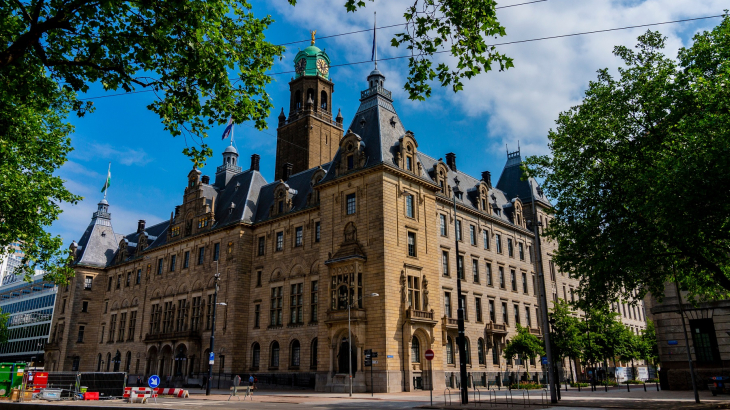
[275,36,343,181]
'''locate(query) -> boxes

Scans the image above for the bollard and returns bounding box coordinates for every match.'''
[643,382,647,392]
[656,382,660,391]
[627,381,630,392]
[578,383,581,392]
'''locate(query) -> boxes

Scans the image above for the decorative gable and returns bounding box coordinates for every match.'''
[336,129,366,176]
[395,131,420,174]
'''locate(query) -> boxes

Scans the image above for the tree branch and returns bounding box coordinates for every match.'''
[13,0,32,24]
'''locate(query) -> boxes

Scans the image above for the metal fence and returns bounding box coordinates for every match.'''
[189,372,317,390]
[45,372,127,398]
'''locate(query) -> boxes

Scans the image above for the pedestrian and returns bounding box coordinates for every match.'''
[166,374,171,388]
[249,374,255,393]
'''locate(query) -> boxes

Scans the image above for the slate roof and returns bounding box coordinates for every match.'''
[496,151,552,208]
[254,163,330,223]
[73,201,124,268]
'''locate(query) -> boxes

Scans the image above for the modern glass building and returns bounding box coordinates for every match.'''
[0,273,56,365]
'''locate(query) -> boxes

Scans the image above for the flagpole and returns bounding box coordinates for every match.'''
[374,11,377,69]
[103,162,110,200]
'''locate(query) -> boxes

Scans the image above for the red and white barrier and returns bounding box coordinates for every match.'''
[154,388,189,398]
[126,387,158,403]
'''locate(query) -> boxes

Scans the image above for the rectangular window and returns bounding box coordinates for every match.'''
[183,251,190,268]
[442,251,450,276]
[486,263,493,286]
[278,200,284,214]
[128,311,137,340]
[116,275,121,289]
[514,304,520,325]
[493,343,500,364]
[407,232,416,257]
[483,230,489,250]
[472,259,479,283]
[690,319,720,363]
[459,294,467,321]
[295,226,303,247]
[549,260,556,281]
[213,243,220,261]
[290,283,303,324]
[406,194,414,218]
[276,232,284,251]
[518,243,524,260]
[315,222,321,242]
[126,272,131,286]
[470,225,476,245]
[170,255,177,272]
[346,193,356,215]
[254,304,260,328]
[118,312,127,341]
[502,302,508,325]
[525,307,531,327]
[84,276,93,290]
[406,156,412,171]
[77,326,85,343]
[496,234,502,253]
[489,300,496,322]
[499,267,505,288]
[457,255,464,280]
[270,287,283,326]
[136,269,141,284]
[444,292,452,318]
[109,314,116,341]
[190,297,201,332]
[511,270,517,292]
[107,277,112,291]
[475,297,482,322]
[440,214,447,236]
[508,238,514,257]
[258,236,265,255]
[82,301,88,312]
[310,280,319,322]
[347,155,354,170]
[407,276,421,311]
[256,270,262,287]
[197,247,205,265]
[455,220,462,241]
[522,272,528,293]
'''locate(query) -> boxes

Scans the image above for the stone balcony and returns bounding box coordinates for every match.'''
[325,309,367,325]
[406,308,437,325]
[484,321,508,335]
[443,316,459,329]
[529,327,543,338]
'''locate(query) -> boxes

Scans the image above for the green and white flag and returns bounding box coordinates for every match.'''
[101,163,111,193]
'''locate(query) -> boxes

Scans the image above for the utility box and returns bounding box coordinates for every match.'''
[0,363,25,397]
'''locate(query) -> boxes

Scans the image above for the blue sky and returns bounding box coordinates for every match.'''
[51,0,727,243]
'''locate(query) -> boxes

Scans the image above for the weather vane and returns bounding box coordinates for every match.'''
[310,30,316,46]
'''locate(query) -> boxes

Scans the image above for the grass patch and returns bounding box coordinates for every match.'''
[509,382,545,390]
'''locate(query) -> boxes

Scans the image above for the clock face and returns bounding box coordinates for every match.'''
[316,58,329,75]
[295,58,306,75]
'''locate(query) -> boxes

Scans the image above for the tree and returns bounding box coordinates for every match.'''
[524,15,730,305]
[503,324,546,372]
[0,310,8,344]
[638,319,659,367]
[548,299,584,380]
[2,0,512,285]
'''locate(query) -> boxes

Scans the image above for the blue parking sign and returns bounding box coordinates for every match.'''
[542,357,548,365]
[148,375,160,388]
[209,351,215,364]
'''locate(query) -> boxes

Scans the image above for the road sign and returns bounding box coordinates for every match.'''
[209,352,215,364]
[667,340,678,345]
[148,375,160,388]
[371,352,378,358]
[372,360,378,364]
[425,349,435,361]
[365,349,372,355]
[365,359,372,367]
[541,356,548,365]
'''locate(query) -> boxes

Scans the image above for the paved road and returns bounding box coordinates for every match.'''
[14,387,730,409]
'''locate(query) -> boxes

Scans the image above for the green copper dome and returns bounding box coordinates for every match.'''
[293,45,331,80]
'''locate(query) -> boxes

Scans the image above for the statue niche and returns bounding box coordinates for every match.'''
[325,222,366,263]
[344,222,357,243]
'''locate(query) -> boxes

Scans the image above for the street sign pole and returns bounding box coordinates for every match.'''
[425,349,435,407]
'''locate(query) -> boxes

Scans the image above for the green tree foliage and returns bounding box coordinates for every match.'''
[1,0,283,284]
[548,299,584,363]
[503,324,545,368]
[638,319,659,366]
[300,0,514,100]
[0,310,8,344]
[524,15,730,304]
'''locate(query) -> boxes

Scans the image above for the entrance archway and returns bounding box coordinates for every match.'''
[337,337,357,375]
[146,346,158,377]
[160,345,173,376]
[174,344,188,377]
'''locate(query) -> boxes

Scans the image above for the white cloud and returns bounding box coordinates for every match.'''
[269,0,727,157]
[71,142,152,166]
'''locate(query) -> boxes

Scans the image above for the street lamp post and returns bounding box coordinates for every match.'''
[347,291,379,397]
[206,260,222,396]
[452,188,469,405]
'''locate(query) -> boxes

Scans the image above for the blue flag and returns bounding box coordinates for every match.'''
[221,117,234,140]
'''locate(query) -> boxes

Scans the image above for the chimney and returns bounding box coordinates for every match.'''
[482,171,492,188]
[283,162,293,181]
[174,205,181,217]
[201,175,210,184]
[137,220,146,233]
[446,152,457,172]
[251,154,260,172]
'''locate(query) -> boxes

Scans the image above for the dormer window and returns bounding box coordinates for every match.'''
[189,180,194,188]
[481,199,486,210]
[347,155,354,170]
[406,156,412,171]
[278,200,284,214]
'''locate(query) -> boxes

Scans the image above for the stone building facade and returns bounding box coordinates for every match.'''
[45,43,580,392]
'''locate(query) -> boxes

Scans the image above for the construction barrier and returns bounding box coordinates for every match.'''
[127,387,157,404]
[154,388,189,398]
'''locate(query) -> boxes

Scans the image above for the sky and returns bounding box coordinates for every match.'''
[50,0,728,244]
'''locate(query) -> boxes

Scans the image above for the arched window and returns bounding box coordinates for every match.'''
[294,90,302,109]
[270,341,280,368]
[464,338,471,364]
[478,338,486,365]
[125,351,132,373]
[97,354,102,371]
[411,336,420,363]
[446,336,454,365]
[106,353,111,372]
[320,90,328,110]
[311,338,318,369]
[291,340,301,367]
[252,343,260,368]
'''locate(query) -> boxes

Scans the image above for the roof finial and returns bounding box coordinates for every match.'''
[310,30,316,46]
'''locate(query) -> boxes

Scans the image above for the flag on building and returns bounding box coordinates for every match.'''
[221,117,234,140]
[101,164,111,193]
